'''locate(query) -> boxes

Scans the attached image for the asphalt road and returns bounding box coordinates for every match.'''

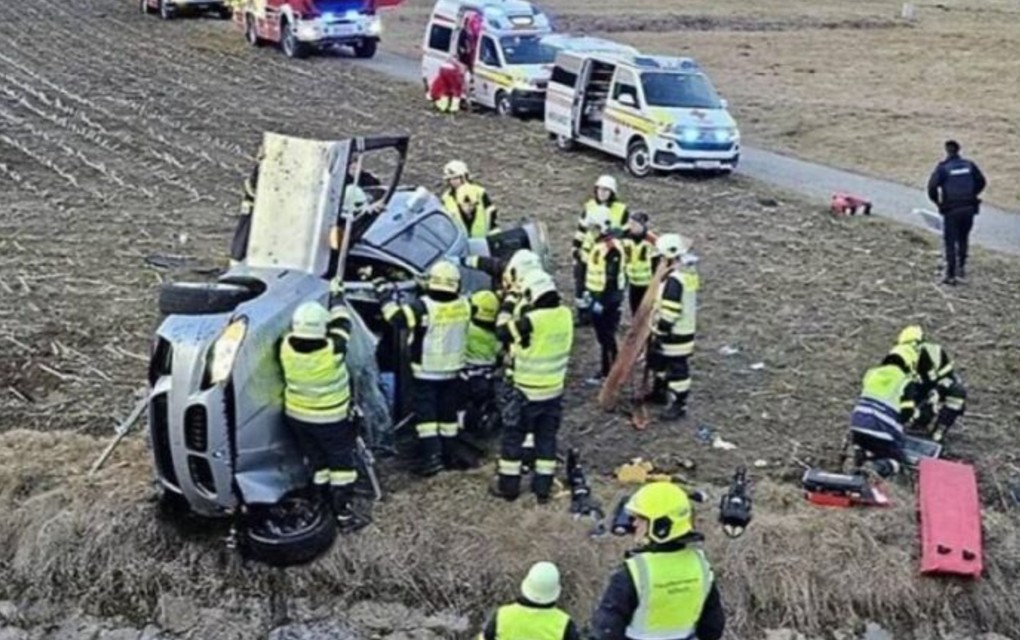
[356,51,1020,257]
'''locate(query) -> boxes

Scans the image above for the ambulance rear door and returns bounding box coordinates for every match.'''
[544,50,584,139]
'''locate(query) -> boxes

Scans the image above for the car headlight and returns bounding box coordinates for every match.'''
[679,127,699,143]
[714,127,737,142]
[207,318,247,386]
[367,17,382,34]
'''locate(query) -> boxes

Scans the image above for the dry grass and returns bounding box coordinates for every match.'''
[3,430,1020,638]
[380,0,1020,209]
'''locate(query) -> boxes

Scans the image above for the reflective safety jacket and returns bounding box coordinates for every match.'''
[382,295,470,380]
[590,541,725,640]
[653,266,698,357]
[279,306,352,424]
[479,599,580,640]
[585,237,625,296]
[506,304,573,401]
[573,199,629,262]
[442,182,498,238]
[623,232,658,287]
[916,342,954,389]
[466,319,500,367]
[851,364,916,440]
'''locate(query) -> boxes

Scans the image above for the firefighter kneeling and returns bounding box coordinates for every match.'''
[279,297,360,528]
[646,234,699,420]
[591,482,725,640]
[895,325,966,443]
[493,269,574,503]
[429,59,468,113]
[380,260,470,476]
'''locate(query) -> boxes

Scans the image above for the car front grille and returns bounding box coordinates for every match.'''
[150,393,179,488]
[184,405,208,452]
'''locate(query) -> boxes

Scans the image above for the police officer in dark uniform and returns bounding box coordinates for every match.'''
[927,140,986,285]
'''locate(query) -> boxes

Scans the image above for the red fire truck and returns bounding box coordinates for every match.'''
[236,0,401,59]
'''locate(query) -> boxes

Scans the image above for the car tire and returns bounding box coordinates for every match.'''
[245,15,264,46]
[495,91,513,118]
[281,21,309,59]
[158,0,174,20]
[242,491,338,567]
[554,134,574,152]
[158,282,259,316]
[353,39,377,59]
[626,139,652,178]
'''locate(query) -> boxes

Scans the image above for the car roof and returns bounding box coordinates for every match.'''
[557,50,703,74]
[431,0,552,34]
[540,34,638,55]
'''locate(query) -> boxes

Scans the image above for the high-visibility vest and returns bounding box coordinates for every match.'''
[416,297,470,379]
[585,239,624,294]
[624,549,713,640]
[466,321,500,367]
[860,364,911,413]
[279,337,350,423]
[512,306,573,401]
[584,199,628,229]
[919,342,953,384]
[492,602,571,640]
[443,184,493,238]
[624,237,656,286]
[655,268,698,356]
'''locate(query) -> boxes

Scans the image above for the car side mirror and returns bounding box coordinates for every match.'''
[719,98,729,109]
[618,93,637,108]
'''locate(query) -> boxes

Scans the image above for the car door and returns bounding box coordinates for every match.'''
[606,67,642,155]
[422,20,455,89]
[472,35,503,108]
[544,52,581,139]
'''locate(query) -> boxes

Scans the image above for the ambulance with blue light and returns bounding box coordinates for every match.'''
[421,0,556,117]
[544,51,740,176]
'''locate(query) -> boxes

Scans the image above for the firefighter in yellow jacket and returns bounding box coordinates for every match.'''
[461,289,502,436]
[379,260,471,476]
[647,234,698,419]
[278,296,359,528]
[493,269,573,502]
[591,482,725,640]
[441,160,497,237]
[582,206,625,385]
[573,175,629,325]
[622,212,659,316]
[478,562,581,640]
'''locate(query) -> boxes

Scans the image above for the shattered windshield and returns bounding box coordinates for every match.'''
[640,72,722,109]
[499,35,557,65]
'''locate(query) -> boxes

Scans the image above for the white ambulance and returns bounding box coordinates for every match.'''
[421,0,555,117]
[544,52,740,176]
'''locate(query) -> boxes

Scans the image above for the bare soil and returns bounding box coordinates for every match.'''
[2,0,1020,638]
[379,0,1020,209]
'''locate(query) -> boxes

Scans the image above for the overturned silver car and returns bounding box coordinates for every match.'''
[147,132,548,565]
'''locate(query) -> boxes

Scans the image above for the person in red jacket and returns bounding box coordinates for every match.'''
[429,59,467,113]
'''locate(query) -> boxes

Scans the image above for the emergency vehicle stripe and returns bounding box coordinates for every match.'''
[604,111,655,135]
[474,69,514,87]
[605,107,657,126]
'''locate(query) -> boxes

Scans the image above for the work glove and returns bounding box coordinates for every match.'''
[372,277,396,301]
[329,278,344,297]
[591,300,604,316]
[578,292,593,309]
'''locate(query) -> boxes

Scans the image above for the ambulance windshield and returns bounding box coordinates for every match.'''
[499,35,557,65]
[640,72,722,109]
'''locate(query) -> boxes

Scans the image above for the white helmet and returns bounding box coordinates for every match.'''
[291,302,330,340]
[583,205,611,233]
[342,185,368,215]
[505,249,542,288]
[520,561,562,606]
[656,233,692,260]
[443,160,470,181]
[522,269,557,302]
[595,174,618,195]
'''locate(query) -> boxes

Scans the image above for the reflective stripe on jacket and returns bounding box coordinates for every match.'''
[279,336,350,423]
[512,306,573,401]
[416,296,470,379]
[585,239,625,294]
[655,267,698,356]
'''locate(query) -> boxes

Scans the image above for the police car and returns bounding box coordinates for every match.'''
[421,0,555,117]
[544,51,740,176]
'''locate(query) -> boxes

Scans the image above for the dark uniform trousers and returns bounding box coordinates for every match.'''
[592,297,622,377]
[412,377,461,463]
[286,416,357,498]
[498,396,563,499]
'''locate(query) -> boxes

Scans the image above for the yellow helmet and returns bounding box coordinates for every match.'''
[291,301,330,340]
[625,481,693,543]
[885,344,919,374]
[443,160,469,181]
[470,290,499,323]
[427,259,461,294]
[897,325,925,345]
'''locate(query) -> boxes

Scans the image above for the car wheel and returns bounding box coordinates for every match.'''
[158,0,174,20]
[245,15,264,46]
[158,282,259,316]
[353,38,377,59]
[242,491,338,567]
[554,134,574,152]
[281,21,309,59]
[495,91,513,118]
[626,140,652,178]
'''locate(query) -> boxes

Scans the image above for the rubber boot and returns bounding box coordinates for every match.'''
[643,378,667,405]
[417,437,444,477]
[660,393,687,420]
[532,474,553,504]
[490,474,520,501]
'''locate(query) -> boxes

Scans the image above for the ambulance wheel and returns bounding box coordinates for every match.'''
[158,0,175,20]
[281,21,309,59]
[495,91,513,118]
[625,140,652,178]
[554,134,575,152]
[245,15,264,46]
[140,0,154,14]
[353,39,377,59]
